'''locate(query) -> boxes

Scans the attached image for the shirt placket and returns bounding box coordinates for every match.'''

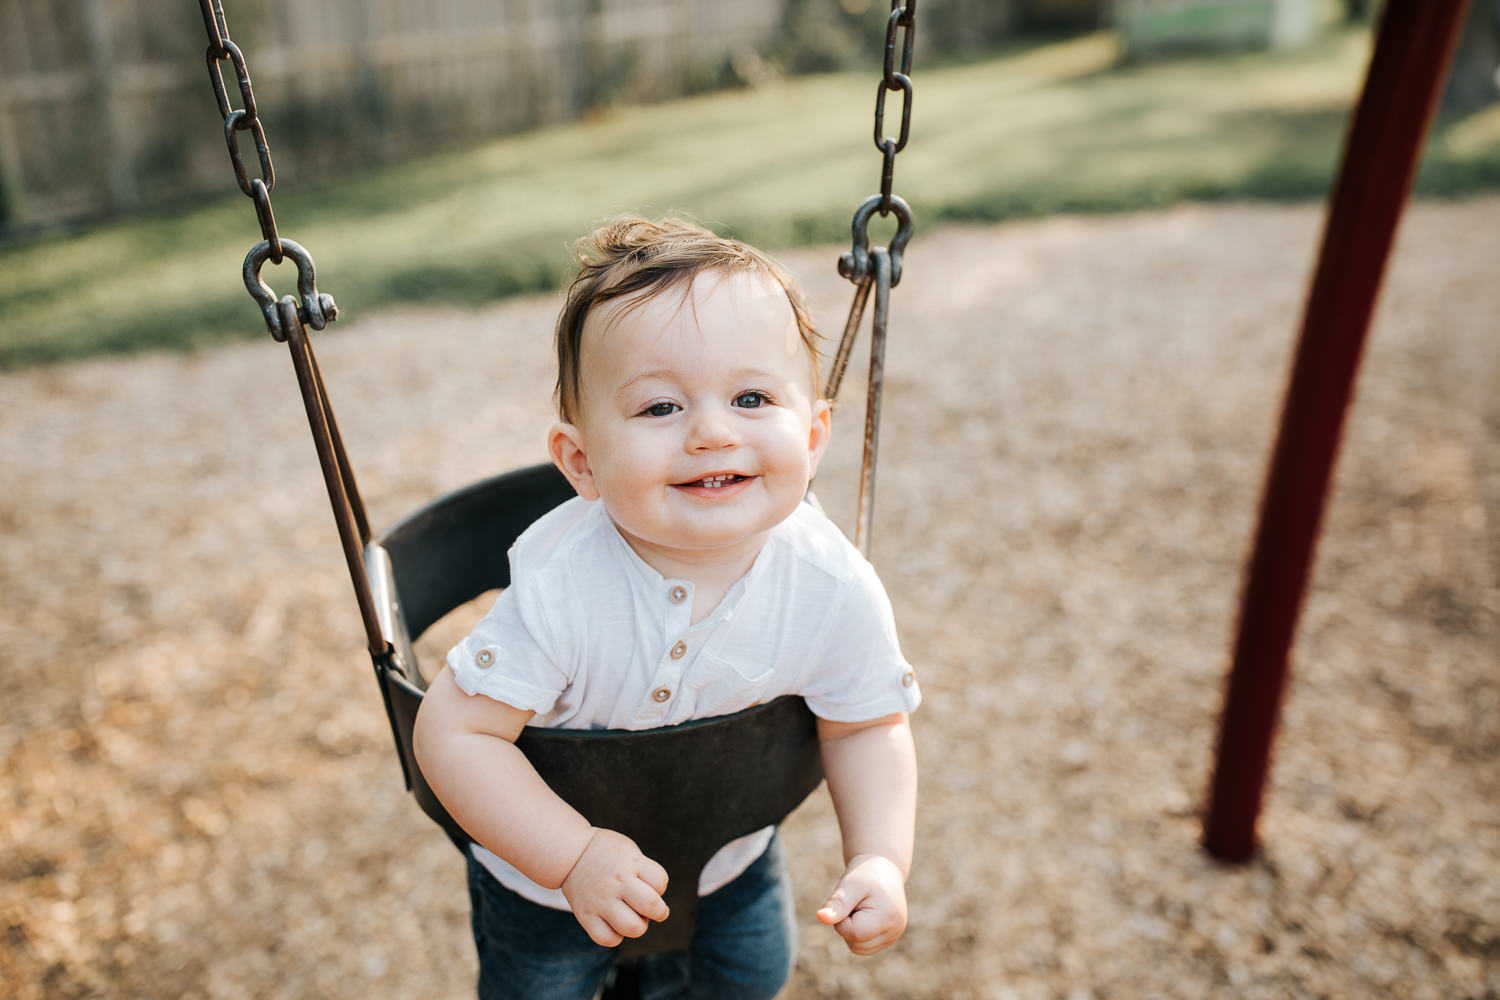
[638,580,694,725]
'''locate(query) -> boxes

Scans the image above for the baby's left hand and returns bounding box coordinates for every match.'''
[816,853,908,956]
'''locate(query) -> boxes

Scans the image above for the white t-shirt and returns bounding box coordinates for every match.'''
[448,495,920,909]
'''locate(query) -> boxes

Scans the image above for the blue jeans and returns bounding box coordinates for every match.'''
[465,832,796,1000]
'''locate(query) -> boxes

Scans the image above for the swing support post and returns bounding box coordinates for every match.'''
[1202,0,1471,863]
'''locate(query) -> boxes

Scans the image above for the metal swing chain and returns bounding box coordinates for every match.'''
[825,0,917,557]
[198,1,280,266]
[195,2,389,661]
[196,0,337,339]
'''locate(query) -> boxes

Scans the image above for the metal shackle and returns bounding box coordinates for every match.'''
[838,194,915,287]
[242,238,338,341]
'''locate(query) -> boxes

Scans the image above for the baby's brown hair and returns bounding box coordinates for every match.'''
[554,216,821,423]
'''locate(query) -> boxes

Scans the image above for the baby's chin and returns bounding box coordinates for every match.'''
[639,528,776,555]
[612,519,782,564]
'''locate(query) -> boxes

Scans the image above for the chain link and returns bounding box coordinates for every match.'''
[206,38,256,122]
[199,0,228,55]
[196,0,336,331]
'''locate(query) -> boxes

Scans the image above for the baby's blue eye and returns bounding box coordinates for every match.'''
[734,391,770,409]
[642,401,680,417]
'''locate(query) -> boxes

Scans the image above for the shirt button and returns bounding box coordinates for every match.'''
[475,648,495,669]
[652,687,672,703]
[670,641,687,660]
[901,669,916,688]
[669,585,688,604]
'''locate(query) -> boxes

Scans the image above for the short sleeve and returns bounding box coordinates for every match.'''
[447,566,573,715]
[799,560,920,723]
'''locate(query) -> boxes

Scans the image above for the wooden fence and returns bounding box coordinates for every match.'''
[0,0,786,234]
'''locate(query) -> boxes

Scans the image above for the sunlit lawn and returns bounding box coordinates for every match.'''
[4,22,1498,367]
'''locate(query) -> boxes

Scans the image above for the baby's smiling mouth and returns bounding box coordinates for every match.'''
[676,473,749,489]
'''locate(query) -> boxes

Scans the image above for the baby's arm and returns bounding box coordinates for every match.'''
[815,711,917,956]
[413,666,669,945]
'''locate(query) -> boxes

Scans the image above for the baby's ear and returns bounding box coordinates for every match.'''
[548,422,600,500]
[807,398,833,472]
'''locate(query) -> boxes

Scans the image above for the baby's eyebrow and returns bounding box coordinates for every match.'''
[613,369,677,404]
[611,366,796,405]
[732,368,784,385]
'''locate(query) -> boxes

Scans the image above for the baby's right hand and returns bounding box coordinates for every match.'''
[560,828,670,946]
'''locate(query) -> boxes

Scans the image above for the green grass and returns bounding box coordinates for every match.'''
[4,23,1500,368]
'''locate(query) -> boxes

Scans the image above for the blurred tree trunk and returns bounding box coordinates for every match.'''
[921,0,1021,54]
[1442,0,1499,113]
[1022,0,1103,30]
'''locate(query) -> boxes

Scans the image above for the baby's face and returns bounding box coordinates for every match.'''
[552,269,831,573]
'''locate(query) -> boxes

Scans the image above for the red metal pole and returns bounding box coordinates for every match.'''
[1202,0,1471,864]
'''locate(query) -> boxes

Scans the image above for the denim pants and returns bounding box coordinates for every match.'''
[465,832,796,1000]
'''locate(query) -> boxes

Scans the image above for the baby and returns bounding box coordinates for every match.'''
[414,217,919,1000]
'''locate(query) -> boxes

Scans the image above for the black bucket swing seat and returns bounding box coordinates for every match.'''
[365,462,826,957]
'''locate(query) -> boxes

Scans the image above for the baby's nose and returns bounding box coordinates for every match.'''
[686,407,737,449]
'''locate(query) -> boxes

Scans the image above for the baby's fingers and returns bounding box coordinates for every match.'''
[639,855,669,897]
[576,885,664,946]
[578,913,625,948]
[817,887,853,926]
[623,878,670,924]
[835,907,905,956]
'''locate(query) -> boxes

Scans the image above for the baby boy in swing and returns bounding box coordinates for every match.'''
[415,216,919,1000]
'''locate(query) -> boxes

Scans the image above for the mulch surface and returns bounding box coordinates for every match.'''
[2,200,1497,999]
